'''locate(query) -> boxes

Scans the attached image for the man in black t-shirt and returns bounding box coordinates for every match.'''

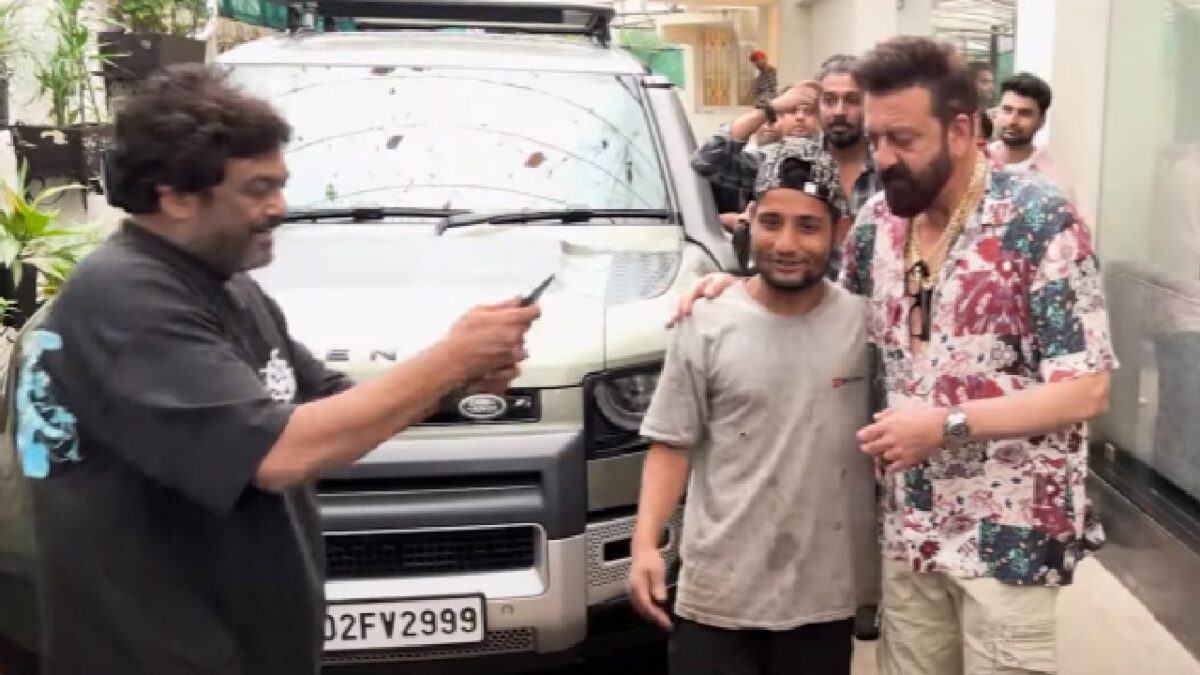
[13,65,539,675]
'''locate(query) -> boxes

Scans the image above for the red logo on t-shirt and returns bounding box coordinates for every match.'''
[832,376,865,389]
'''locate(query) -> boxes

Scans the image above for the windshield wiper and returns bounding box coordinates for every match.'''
[283,206,469,223]
[435,208,673,235]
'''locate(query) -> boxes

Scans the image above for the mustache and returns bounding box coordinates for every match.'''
[880,164,914,184]
[255,216,284,232]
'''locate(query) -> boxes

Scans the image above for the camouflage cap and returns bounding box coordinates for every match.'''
[753,136,849,220]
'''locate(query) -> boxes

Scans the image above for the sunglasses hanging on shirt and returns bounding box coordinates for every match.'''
[906,260,933,342]
[903,156,988,342]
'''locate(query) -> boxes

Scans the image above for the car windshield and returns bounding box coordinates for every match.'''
[226,64,671,215]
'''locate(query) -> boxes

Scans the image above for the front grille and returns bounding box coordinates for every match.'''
[585,507,683,604]
[325,527,538,579]
[322,628,536,665]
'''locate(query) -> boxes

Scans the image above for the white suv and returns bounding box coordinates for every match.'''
[0,0,735,671]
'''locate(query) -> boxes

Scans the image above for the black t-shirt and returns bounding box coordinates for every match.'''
[16,222,352,675]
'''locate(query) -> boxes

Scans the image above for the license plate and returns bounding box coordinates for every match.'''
[324,595,486,651]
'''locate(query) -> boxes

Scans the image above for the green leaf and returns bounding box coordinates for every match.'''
[23,255,61,274]
[21,211,53,240]
[0,239,19,269]
[30,184,82,212]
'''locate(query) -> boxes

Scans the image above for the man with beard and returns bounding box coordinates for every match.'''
[814,54,883,235]
[629,138,878,675]
[17,65,540,675]
[672,37,1116,674]
[987,72,1075,199]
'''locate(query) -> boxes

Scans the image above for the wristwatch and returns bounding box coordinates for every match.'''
[756,102,778,125]
[943,406,970,450]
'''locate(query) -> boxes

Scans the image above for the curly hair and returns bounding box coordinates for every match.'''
[107,64,292,214]
[852,37,978,127]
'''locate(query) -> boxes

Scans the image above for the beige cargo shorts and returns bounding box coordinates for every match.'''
[877,560,1060,675]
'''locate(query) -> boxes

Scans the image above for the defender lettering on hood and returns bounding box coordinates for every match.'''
[324,349,398,362]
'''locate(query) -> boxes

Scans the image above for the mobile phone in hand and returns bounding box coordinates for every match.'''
[521,274,555,307]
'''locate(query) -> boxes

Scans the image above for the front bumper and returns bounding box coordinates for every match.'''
[318,428,681,673]
[323,533,586,669]
[324,594,672,675]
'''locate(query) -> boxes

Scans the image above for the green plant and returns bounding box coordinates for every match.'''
[0,162,97,300]
[34,0,106,126]
[110,0,209,35]
[0,0,26,77]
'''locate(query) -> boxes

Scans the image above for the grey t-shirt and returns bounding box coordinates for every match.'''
[641,280,879,630]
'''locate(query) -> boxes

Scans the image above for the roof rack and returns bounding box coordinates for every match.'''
[277,0,615,45]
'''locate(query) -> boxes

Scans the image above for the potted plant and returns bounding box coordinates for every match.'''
[0,162,96,328]
[99,0,208,82]
[11,0,109,188]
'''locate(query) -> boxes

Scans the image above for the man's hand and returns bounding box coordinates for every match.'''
[719,212,743,233]
[629,546,671,630]
[719,203,753,234]
[667,273,739,327]
[444,299,540,379]
[771,80,818,114]
[857,407,948,472]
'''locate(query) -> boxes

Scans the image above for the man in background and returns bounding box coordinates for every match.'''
[971,62,996,141]
[718,82,822,234]
[750,49,779,105]
[693,55,882,277]
[988,72,1075,198]
[814,54,882,241]
[972,62,996,107]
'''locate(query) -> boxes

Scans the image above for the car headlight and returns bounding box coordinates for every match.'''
[584,362,662,457]
[594,370,660,432]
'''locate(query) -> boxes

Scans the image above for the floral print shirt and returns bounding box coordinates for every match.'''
[841,168,1118,586]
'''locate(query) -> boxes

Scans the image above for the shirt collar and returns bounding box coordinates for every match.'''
[120,220,234,282]
[987,140,1051,171]
[975,167,1008,230]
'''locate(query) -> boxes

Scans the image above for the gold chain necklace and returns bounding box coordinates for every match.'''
[906,156,988,289]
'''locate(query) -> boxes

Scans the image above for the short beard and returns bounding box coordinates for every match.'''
[756,253,830,292]
[1001,132,1035,149]
[881,139,953,218]
[824,124,863,149]
[760,270,824,292]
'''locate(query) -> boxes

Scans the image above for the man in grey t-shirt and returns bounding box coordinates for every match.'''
[629,138,878,675]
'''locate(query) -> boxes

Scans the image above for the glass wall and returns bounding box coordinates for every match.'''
[1093,0,1200,502]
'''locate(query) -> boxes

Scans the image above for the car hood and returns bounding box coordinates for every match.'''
[250,223,683,387]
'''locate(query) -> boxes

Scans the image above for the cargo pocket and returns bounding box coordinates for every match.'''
[993,617,1057,674]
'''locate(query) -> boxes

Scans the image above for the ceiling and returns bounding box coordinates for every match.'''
[931,0,1016,33]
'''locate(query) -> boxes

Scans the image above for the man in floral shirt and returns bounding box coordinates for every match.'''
[675,37,1116,674]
